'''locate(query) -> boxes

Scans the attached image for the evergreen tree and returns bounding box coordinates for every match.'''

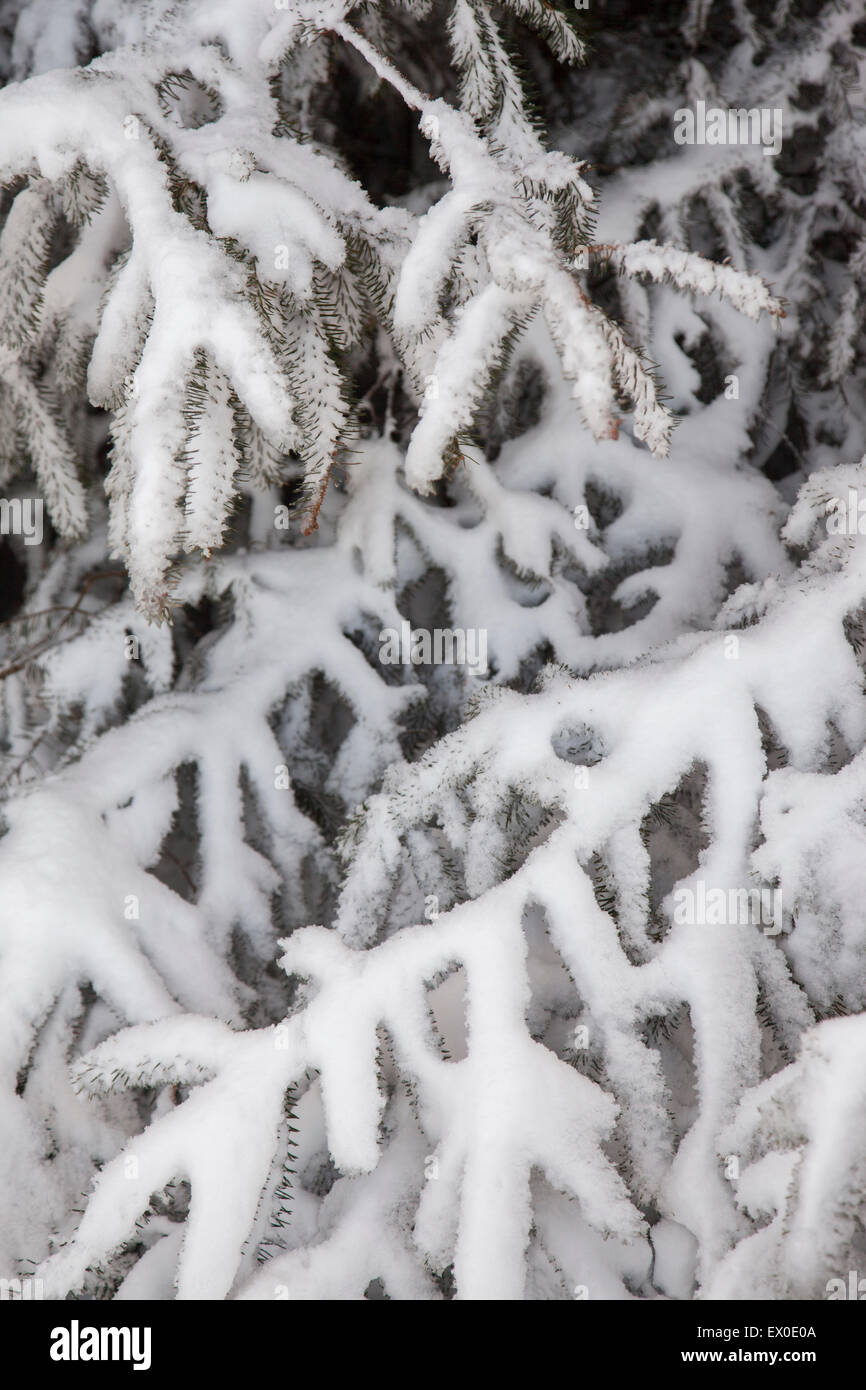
[0,0,863,1300]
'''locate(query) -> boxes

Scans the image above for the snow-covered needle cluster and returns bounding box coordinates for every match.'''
[0,0,864,1300]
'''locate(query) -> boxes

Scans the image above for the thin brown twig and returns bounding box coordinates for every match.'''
[160,846,198,896]
[0,605,101,628]
[0,570,126,682]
